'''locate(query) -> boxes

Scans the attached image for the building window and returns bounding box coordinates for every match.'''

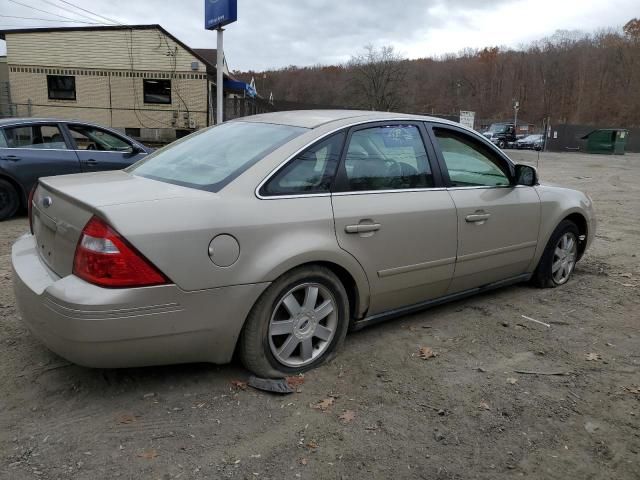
[143,79,171,104]
[47,75,76,100]
[125,128,141,138]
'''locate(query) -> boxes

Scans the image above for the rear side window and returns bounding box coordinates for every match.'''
[343,125,434,191]
[433,128,511,187]
[0,129,7,148]
[130,121,306,192]
[260,132,345,196]
[3,124,68,149]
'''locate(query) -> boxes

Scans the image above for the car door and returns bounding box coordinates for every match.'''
[65,123,146,171]
[0,122,81,195]
[331,122,457,315]
[427,123,541,293]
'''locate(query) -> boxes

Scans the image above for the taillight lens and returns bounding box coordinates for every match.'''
[28,184,37,234]
[73,216,169,288]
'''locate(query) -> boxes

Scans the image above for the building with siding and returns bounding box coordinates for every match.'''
[0,24,267,142]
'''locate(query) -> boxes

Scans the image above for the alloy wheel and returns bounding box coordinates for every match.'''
[268,283,338,367]
[552,232,577,285]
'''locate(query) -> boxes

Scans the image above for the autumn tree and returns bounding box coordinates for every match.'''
[623,18,640,40]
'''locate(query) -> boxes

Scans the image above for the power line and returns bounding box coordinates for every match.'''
[39,0,106,24]
[0,14,103,24]
[54,0,122,26]
[7,0,102,24]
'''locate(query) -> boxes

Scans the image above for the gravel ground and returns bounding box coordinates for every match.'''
[0,150,638,480]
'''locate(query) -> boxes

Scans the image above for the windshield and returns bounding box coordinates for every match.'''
[129,121,306,192]
[488,124,509,133]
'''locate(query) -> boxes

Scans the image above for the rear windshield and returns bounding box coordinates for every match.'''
[129,121,306,192]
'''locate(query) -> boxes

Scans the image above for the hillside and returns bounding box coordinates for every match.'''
[236,23,640,127]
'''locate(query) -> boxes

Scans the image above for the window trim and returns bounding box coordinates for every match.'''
[143,78,172,105]
[47,74,76,101]
[256,119,450,200]
[259,131,347,198]
[425,122,517,189]
[332,120,445,194]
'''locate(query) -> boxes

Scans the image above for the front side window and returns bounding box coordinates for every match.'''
[143,79,171,104]
[47,75,76,100]
[261,132,345,196]
[433,128,511,187]
[3,124,68,149]
[68,125,132,152]
[344,125,433,191]
[130,121,306,192]
[0,129,7,148]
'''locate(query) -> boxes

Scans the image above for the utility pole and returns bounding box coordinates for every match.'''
[205,0,237,124]
[513,100,520,129]
[216,27,224,124]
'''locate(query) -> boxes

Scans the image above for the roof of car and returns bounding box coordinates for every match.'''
[0,117,64,126]
[1,111,463,131]
[237,109,454,129]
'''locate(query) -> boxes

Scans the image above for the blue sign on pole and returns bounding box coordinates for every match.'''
[205,0,237,30]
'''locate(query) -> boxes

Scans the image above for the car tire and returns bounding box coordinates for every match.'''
[498,140,506,149]
[531,220,580,288]
[239,265,350,378]
[0,178,20,221]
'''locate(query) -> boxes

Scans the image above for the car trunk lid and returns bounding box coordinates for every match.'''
[31,170,208,278]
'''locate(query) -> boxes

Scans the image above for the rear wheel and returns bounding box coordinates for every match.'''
[239,265,349,378]
[0,179,19,221]
[497,140,506,149]
[532,220,579,288]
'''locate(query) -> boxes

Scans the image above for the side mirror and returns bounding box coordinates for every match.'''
[129,144,145,155]
[515,164,538,186]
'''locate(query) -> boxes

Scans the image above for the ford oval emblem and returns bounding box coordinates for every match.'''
[42,196,53,208]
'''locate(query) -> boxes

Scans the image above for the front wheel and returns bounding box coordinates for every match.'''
[532,220,580,288]
[497,140,506,149]
[239,265,350,378]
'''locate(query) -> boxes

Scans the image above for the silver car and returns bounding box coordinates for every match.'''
[12,111,595,378]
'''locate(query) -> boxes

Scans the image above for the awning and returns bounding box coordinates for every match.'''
[223,79,256,98]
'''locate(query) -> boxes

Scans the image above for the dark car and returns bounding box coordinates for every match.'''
[515,134,544,151]
[482,122,517,149]
[0,118,150,220]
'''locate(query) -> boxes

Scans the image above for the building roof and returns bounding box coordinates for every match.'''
[0,24,222,74]
[192,49,217,67]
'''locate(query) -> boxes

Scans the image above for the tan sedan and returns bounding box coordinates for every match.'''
[12,111,595,377]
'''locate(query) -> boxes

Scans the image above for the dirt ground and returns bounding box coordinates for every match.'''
[0,150,638,480]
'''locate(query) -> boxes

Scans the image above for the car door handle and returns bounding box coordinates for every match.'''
[0,155,21,162]
[465,213,491,223]
[345,223,381,234]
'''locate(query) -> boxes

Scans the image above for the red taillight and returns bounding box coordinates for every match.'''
[28,184,37,234]
[73,216,169,288]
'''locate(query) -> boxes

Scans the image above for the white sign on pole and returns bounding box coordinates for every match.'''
[459,111,475,130]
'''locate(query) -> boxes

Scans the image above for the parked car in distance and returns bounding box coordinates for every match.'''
[516,134,544,151]
[0,118,151,221]
[12,110,595,378]
[482,122,517,149]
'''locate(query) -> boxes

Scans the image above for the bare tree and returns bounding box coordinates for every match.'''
[348,45,407,111]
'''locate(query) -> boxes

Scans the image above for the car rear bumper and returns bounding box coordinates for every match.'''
[11,234,269,368]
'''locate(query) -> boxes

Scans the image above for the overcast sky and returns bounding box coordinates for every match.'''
[0,0,636,71]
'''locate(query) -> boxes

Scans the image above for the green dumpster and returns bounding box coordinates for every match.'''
[582,129,629,155]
